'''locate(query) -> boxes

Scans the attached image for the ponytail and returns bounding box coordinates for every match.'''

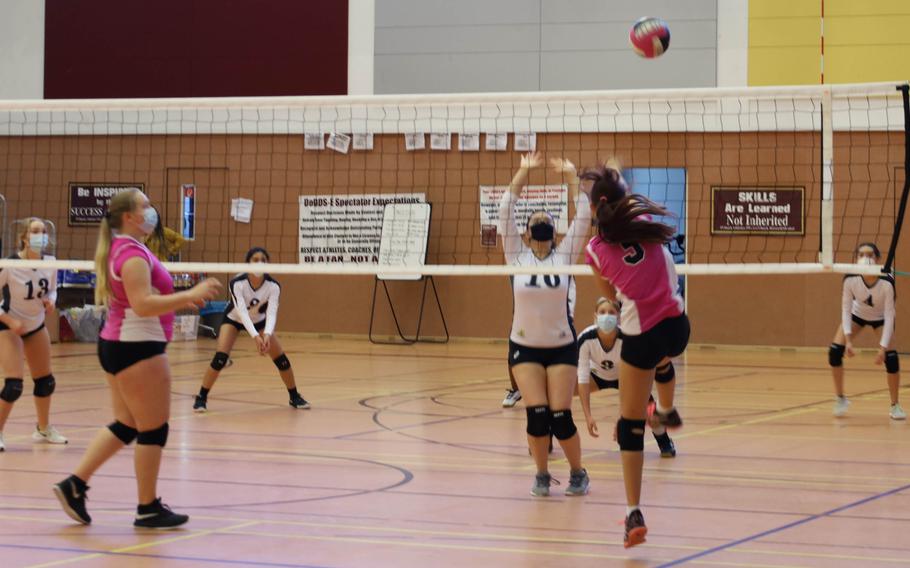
[94,218,113,306]
[580,164,675,244]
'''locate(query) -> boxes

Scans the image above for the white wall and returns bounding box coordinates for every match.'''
[0,0,44,99]
[717,0,749,87]
[348,0,376,95]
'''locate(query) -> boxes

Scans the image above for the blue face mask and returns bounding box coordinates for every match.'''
[139,207,159,235]
[28,233,48,252]
[596,313,618,333]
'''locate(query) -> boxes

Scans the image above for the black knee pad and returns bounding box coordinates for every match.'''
[273,353,291,371]
[1,378,23,403]
[886,350,900,373]
[829,343,845,367]
[616,417,646,452]
[108,421,138,444]
[33,375,56,397]
[210,352,229,371]
[525,405,550,437]
[655,362,675,384]
[137,423,169,447]
[550,408,578,440]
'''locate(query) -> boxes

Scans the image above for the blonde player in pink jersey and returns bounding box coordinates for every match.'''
[582,164,688,549]
[53,188,220,529]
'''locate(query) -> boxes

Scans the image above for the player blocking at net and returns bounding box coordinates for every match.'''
[0,218,67,451]
[829,242,905,420]
[583,163,688,549]
[194,247,309,412]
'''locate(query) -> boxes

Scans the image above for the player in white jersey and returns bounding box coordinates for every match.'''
[194,247,309,412]
[501,152,592,497]
[0,218,67,451]
[828,243,904,420]
[576,298,676,457]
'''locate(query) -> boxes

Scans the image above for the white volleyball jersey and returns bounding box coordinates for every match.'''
[576,324,621,384]
[499,191,590,348]
[0,254,58,330]
[226,274,281,336]
[842,274,896,348]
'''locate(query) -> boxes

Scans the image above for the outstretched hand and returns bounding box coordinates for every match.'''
[520,151,544,170]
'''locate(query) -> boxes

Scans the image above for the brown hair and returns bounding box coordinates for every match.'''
[580,165,675,244]
[17,217,45,252]
[94,189,143,306]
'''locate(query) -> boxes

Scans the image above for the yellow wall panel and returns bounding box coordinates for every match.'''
[826,45,910,83]
[749,18,821,47]
[749,0,821,85]
[826,15,910,46]
[826,0,910,17]
[749,47,820,85]
[750,0,820,19]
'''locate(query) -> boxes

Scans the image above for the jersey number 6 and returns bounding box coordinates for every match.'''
[620,242,645,265]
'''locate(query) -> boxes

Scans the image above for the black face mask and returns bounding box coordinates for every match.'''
[529,222,554,242]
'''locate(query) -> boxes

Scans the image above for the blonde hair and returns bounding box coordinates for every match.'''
[17,217,45,252]
[94,189,142,306]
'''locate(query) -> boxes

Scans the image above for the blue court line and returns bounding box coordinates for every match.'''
[656,481,910,567]
[0,542,328,568]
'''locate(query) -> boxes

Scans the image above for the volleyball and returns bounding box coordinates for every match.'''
[630,17,670,58]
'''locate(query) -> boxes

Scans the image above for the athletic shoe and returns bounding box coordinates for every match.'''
[134,498,189,529]
[654,432,677,458]
[502,388,522,408]
[193,396,207,413]
[530,472,555,497]
[53,476,91,525]
[33,425,68,444]
[0,432,5,452]
[289,394,311,409]
[833,396,850,417]
[565,469,590,496]
[890,403,907,420]
[624,509,648,548]
[655,407,683,429]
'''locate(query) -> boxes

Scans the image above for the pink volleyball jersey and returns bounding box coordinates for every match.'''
[585,236,684,336]
[100,235,175,342]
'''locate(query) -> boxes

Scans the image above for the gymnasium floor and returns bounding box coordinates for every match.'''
[0,337,907,567]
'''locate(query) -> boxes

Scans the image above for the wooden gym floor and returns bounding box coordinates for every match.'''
[0,337,908,567]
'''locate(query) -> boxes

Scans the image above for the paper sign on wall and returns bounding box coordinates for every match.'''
[305,133,325,150]
[458,133,480,151]
[485,133,508,151]
[479,184,569,242]
[513,132,537,152]
[327,133,351,154]
[230,198,254,223]
[430,133,451,150]
[404,133,425,151]
[353,133,374,150]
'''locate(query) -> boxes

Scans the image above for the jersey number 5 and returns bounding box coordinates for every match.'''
[620,242,645,265]
[25,279,49,300]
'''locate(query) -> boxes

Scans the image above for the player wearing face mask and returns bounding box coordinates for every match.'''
[575,298,676,457]
[193,247,309,412]
[829,242,904,420]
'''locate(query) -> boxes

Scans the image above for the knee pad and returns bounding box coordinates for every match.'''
[210,352,229,371]
[829,343,846,367]
[550,408,578,440]
[273,353,291,371]
[655,362,675,384]
[886,350,900,373]
[616,417,646,452]
[108,421,138,445]
[33,375,56,398]
[136,422,169,447]
[1,378,23,403]
[525,405,550,437]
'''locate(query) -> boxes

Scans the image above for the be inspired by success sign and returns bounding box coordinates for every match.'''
[711,187,804,235]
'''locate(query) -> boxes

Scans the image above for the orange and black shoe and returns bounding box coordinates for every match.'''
[624,509,648,548]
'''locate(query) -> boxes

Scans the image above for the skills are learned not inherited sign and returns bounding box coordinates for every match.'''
[711,187,804,235]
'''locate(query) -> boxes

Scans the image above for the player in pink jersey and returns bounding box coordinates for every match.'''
[54,188,220,529]
[582,164,689,549]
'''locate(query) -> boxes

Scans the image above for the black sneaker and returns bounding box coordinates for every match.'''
[134,498,189,529]
[193,396,207,413]
[654,432,677,458]
[289,394,311,409]
[656,407,683,429]
[624,509,648,549]
[53,476,91,525]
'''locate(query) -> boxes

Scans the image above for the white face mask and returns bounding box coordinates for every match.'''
[858,256,876,266]
[28,233,48,252]
[139,207,158,235]
[596,313,618,333]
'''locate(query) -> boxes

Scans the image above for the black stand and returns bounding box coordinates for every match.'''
[369,276,449,344]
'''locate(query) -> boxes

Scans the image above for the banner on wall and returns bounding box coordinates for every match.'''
[68,183,144,226]
[298,193,426,264]
[478,185,568,247]
[181,184,196,240]
[711,187,804,235]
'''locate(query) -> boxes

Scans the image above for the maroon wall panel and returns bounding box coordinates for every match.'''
[45,0,348,98]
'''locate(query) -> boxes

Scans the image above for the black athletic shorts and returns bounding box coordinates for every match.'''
[591,374,619,390]
[98,338,168,375]
[851,314,884,329]
[222,316,266,334]
[0,321,45,340]
[508,340,578,368]
[620,313,690,370]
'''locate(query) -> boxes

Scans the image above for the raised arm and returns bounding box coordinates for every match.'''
[552,158,591,259]
[499,152,543,263]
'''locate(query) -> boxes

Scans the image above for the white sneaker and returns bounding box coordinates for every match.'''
[833,397,851,417]
[33,425,68,444]
[890,403,907,420]
[502,389,522,408]
[0,432,5,452]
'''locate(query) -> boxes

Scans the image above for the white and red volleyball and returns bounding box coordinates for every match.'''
[629,17,670,58]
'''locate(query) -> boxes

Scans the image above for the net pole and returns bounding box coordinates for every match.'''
[883,84,910,274]
[820,87,834,268]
